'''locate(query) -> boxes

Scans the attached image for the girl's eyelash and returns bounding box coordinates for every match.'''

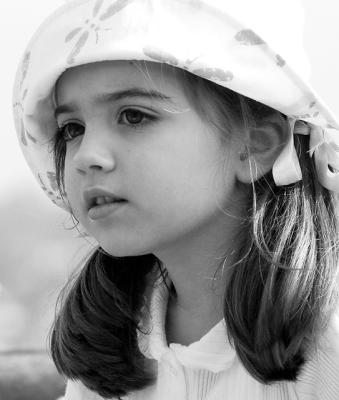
[57,109,157,141]
[118,108,157,129]
[57,122,85,142]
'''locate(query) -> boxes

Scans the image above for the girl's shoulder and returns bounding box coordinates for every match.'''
[297,309,339,399]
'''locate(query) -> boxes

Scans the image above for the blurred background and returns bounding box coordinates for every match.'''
[0,0,338,396]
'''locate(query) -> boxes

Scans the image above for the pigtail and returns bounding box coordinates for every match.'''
[50,250,162,399]
[186,73,339,382]
[224,129,339,383]
[183,70,339,381]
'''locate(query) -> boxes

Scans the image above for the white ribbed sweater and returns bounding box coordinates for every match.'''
[61,275,339,400]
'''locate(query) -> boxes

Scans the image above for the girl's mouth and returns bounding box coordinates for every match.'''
[84,187,126,206]
[88,199,127,221]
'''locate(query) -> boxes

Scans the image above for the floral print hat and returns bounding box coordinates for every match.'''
[13,0,339,210]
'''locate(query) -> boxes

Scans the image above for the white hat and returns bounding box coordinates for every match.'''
[12,0,339,209]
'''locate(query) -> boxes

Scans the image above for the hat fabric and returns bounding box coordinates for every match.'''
[12,0,339,209]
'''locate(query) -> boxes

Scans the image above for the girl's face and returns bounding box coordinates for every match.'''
[55,61,243,256]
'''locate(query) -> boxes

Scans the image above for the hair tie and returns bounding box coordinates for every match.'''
[272,118,339,192]
[308,124,339,192]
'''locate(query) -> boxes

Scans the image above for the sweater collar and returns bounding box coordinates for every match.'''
[137,273,237,373]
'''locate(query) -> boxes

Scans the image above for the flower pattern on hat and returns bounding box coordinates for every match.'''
[143,47,180,67]
[276,54,286,67]
[191,68,233,82]
[65,0,136,64]
[13,52,32,147]
[143,47,234,82]
[19,52,31,90]
[235,29,265,46]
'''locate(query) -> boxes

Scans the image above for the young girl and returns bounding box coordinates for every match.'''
[12,0,339,399]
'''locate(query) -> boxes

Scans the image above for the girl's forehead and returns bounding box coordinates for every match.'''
[55,60,184,103]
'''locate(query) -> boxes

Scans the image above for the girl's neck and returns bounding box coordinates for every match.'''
[165,285,224,346]
[153,192,246,345]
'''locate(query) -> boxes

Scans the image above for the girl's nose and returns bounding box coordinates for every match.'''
[72,131,116,174]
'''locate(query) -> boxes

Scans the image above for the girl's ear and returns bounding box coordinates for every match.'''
[235,116,289,184]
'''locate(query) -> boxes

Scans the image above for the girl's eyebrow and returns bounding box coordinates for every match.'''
[54,87,175,119]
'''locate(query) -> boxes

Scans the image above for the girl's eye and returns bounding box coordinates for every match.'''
[118,109,156,128]
[58,122,85,142]
[57,109,155,141]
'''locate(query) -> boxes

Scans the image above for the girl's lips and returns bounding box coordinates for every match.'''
[88,200,127,221]
[83,187,126,210]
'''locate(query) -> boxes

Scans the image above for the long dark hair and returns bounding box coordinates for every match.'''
[50,62,339,398]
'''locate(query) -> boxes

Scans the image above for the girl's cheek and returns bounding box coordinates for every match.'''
[64,160,79,210]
